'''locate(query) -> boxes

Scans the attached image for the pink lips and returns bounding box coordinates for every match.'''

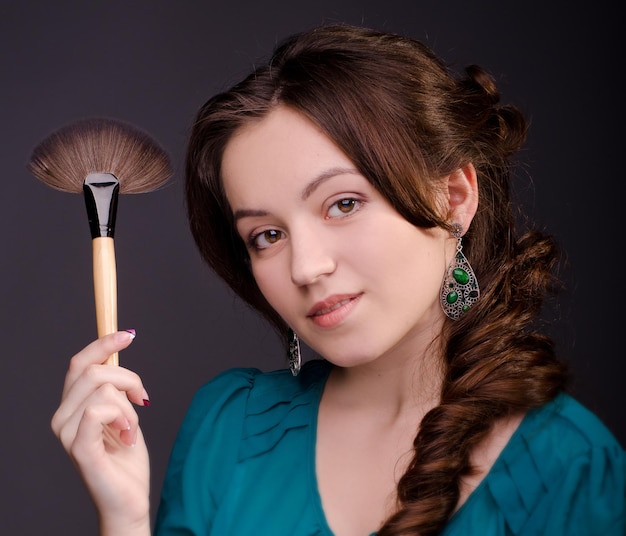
[307,294,362,328]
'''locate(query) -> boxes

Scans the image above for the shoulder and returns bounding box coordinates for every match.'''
[156,360,332,532]
[174,359,332,478]
[523,392,623,457]
[179,358,332,450]
[514,392,626,491]
[491,393,625,534]
[189,358,332,414]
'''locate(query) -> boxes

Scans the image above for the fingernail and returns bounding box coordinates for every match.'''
[125,329,136,340]
[142,388,150,407]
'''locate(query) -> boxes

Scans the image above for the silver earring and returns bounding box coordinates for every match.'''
[288,328,301,376]
[440,223,480,320]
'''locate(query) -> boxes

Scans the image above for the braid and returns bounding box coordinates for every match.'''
[378,232,567,535]
[186,25,569,534]
[377,69,568,535]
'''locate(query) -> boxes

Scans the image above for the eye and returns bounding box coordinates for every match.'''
[327,198,361,218]
[250,229,284,250]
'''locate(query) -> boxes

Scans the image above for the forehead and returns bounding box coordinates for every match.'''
[221,106,355,208]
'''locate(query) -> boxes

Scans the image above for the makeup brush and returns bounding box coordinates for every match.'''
[28,117,173,365]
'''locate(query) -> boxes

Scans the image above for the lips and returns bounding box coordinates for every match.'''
[310,297,352,316]
[307,293,362,328]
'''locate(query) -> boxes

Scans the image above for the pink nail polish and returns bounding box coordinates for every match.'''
[125,329,136,339]
[143,399,151,407]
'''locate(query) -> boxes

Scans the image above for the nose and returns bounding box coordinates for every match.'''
[289,225,336,287]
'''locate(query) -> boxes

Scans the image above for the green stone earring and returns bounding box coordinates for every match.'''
[440,223,480,320]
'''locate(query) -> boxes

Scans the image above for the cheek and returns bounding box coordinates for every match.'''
[373,227,447,292]
[251,262,291,313]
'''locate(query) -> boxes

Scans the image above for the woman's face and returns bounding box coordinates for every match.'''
[221,105,453,369]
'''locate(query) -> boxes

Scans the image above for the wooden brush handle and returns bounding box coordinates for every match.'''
[92,237,118,365]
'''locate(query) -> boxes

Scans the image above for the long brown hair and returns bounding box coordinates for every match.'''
[186,23,567,535]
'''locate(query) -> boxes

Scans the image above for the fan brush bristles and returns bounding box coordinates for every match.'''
[28,117,172,193]
[28,117,173,366]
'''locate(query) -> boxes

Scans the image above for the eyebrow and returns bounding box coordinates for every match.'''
[232,166,359,223]
[301,167,359,200]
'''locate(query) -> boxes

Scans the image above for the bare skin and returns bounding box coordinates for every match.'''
[316,365,438,534]
[50,331,151,536]
[52,331,524,536]
[51,106,525,536]
[316,363,525,535]
[223,106,524,535]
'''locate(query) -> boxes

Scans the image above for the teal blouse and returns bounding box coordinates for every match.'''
[154,360,625,535]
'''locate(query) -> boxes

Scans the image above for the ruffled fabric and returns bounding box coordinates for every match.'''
[155,359,334,535]
[239,361,330,461]
[444,393,626,535]
[155,362,625,535]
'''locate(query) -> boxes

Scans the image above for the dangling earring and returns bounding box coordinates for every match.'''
[287,328,302,376]
[440,223,480,320]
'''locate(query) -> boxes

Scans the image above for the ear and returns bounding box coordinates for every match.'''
[444,163,478,232]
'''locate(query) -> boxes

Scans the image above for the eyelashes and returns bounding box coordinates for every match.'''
[246,196,364,251]
[327,198,360,217]
[248,229,285,250]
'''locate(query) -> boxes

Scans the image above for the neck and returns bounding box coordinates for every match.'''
[325,327,446,419]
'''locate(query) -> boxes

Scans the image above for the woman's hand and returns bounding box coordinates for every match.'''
[51,331,151,535]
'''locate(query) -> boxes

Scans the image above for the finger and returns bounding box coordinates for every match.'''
[71,403,136,463]
[63,331,137,392]
[52,366,148,440]
[58,383,139,451]
[73,363,148,407]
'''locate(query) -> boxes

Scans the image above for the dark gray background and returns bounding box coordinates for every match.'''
[1,1,623,533]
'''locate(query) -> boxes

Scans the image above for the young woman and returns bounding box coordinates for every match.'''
[51,24,625,535]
